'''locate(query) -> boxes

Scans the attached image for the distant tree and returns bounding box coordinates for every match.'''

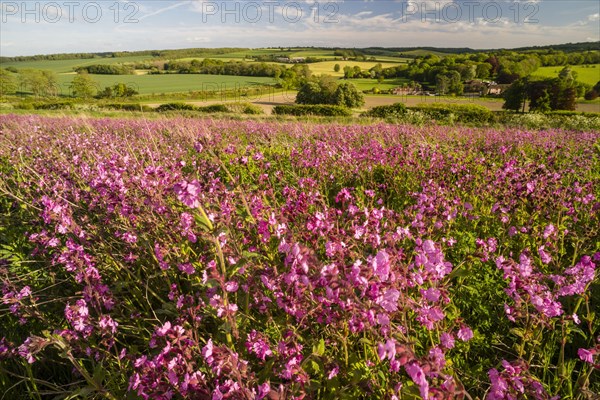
[334,64,341,73]
[502,78,528,112]
[485,55,500,75]
[70,72,97,98]
[497,70,521,84]
[584,80,600,100]
[296,81,325,105]
[0,69,17,95]
[530,89,551,112]
[476,63,492,79]
[332,82,365,108]
[436,71,462,95]
[343,66,354,79]
[19,69,58,97]
[296,78,364,108]
[97,82,138,98]
[436,75,449,95]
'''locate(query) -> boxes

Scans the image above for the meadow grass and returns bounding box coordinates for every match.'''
[533,64,600,86]
[50,74,275,95]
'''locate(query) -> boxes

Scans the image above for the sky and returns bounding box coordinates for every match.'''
[0,0,599,56]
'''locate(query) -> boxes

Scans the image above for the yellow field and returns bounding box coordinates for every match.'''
[308,61,405,77]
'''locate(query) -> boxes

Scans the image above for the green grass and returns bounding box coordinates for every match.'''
[51,74,275,95]
[532,64,600,86]
[0,55,155,74]
[348,78,411,91]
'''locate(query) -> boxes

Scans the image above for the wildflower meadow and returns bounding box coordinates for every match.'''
[0,115,598,399]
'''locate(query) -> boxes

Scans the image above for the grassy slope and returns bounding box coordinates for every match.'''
[53,74,275,95]
[0,55,155,74]
[532,64,600,86]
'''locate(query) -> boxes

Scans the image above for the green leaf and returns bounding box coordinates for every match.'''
[92,363,106,386]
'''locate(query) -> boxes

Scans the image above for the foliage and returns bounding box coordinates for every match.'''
[70,72,97,98]
[101,103,153,112]
[296,78,364,108]
[502,78,529,112]
[273,104,353,116]
[96,83,138,99]
[75,64,135,75]
[155,102,262,114]
[0,69,18,96]
[409,103,494,124]
[18,69,58,97]
[361,102,408,119]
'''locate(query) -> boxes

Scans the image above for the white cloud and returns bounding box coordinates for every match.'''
[354,11,373,18]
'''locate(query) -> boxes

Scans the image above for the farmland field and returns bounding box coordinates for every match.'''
[0,55,156,74]
[51,74,275,95]
[1,114,598,399]
[308,61,405,77]
[533,64,600,86]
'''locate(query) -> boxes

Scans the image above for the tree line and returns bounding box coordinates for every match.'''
[503,67,599,112]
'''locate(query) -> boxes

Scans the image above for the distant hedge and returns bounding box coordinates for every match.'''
[155,103,199,112]
[103,103,153,112]
[155,102,263,115]
[13,100,76,110]
[410,103,495,124]
[361,102,407,119]
[273,104,352,117]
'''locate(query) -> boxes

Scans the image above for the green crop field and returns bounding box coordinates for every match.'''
[0,55,155,74]
[348,78,411,91]
[51,74,275,96]
[533,64,600,86]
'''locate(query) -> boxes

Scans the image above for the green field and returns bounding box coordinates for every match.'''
[348,78,410,91]
[533,64,600,86]
[52,74,275,96]
[0,55,155,74]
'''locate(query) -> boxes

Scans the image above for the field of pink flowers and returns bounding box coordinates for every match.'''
[0,114,599,399]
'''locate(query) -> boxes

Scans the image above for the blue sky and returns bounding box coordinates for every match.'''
[1,1,598,56]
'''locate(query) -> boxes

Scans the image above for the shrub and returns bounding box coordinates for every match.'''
[410,103,495,124]
[273,104,352,116]
[361,102,407,119]
[31,100,75,110]
[584,89,599,100]
[242,103,264,115]
[198,104,229,113]
[103,103,153,112]
[156,102,199,112]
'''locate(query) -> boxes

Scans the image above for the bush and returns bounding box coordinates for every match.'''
[103,103,153,112]
[198,104,229,113]
[13,101,35,110]
[242,103,264,115]
[584,89,599,100]
[32,100,75,110]
[361,103,407,119]
[273,104,352,117]
[156,103,199,112]
[410,103,495,124]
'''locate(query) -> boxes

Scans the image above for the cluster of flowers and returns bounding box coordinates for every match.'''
[0,115,598,398]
